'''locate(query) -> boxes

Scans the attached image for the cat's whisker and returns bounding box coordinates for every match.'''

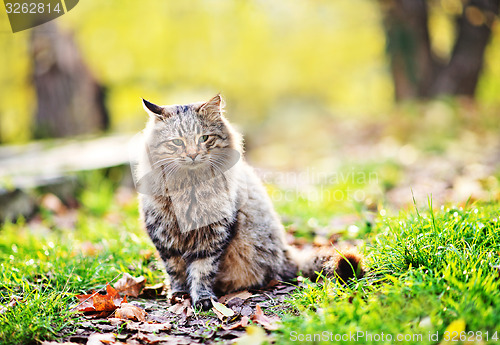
[163,163,181,181]
[208,161,229,185]
[209,158,231,172]
[152,157,177,167]
[209,154,228,164]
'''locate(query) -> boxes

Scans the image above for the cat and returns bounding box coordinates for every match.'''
[136,94,363,310]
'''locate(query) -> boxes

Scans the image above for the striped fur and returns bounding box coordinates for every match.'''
[138,95,363,310]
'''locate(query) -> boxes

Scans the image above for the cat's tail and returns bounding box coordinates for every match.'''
[287,246,365,283]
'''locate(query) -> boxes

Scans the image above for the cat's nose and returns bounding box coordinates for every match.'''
[187,153,197,161]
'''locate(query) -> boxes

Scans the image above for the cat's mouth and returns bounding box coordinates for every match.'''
[183,159,205,169]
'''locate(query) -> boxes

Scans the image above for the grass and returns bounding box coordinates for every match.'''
[278,201,500,344]
[0,173,161,345]
[0,170,499,344]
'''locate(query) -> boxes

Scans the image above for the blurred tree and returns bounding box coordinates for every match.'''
[381,0,500,100]
[31,22,108,138]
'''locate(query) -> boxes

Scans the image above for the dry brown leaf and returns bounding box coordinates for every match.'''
[240,305,253,316]
[105,283,124,307]
[167,297,193,317]
[86,332,115,345]
[114,273,146,298]
[92,293,116,312]
[108,317,125,326]
[114,303,147,321]
[126,321,171,333]
[212,299,235,321]
[159,336,193,345]
[74,284,126,316]
[140,283,165,298]
[134,332,166,344]
[222,316,250,330]
[251,304,280,331]
[74,291,99,313]
[218,290,253,304]
[226,297,246,310]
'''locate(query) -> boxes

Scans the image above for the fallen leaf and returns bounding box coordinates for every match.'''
[92,293,116,312]
[212,299,235,321]
[240,305,253,317]
[86,333,115,345]
[114,303,147,321]
[74,284,126,316]
[74,291,99,313]
[126,321,171,333]
[105,283,124,307]
[222,316,250,330]
[219,290,253,304]
[227,297,245,310]
[149,335,192,344]
[167,297,193,318]
[108,317,125,326]
[92,323,116,332]
[134,332,167,344]
[140,283,165,298]
[251,304,280,331]
[114,273,146,298]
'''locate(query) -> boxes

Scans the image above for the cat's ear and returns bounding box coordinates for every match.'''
[198,94,224,120]
[142,98,172,120]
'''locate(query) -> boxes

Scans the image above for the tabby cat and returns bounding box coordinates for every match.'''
[137,94,363,310]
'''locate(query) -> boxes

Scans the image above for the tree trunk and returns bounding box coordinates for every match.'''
[381,0,500,100]
[31,22,109,139]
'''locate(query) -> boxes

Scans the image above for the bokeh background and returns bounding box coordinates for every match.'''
[1,3,500,343]
[0,0,499,220]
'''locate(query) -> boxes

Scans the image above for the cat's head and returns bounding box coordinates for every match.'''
[141,94,241,172]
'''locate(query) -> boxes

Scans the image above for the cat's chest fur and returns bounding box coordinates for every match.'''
[146,163,239,229]
[140,166,241,257]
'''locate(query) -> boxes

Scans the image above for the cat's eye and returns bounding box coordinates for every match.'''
[199,135,209,143]
[172,139,184,146]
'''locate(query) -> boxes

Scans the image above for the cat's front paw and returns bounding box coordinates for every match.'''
[170,291,189,304]
[193,295,215,311]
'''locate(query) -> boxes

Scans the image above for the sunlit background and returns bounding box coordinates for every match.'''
[0,0,499,215]
[1,0,498,137]
[1,3,500,342]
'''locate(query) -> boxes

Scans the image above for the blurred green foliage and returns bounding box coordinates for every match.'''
[1,0,499,144]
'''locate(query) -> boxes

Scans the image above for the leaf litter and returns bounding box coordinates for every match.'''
[114,273,146,298]
[62,272,297,344]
